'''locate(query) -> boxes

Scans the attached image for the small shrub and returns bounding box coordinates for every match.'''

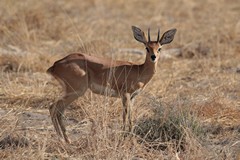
[134,98,203,151]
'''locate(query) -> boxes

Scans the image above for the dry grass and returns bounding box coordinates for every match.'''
[0,0,240,159]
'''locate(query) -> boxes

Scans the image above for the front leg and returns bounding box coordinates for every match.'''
[121,93,131,131]
[127,93,138,132]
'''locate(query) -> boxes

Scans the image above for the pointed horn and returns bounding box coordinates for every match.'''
[157,28,160,42]
[148,28,150,42]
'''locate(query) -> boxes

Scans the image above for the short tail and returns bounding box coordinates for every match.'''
[46,65,66,90]
[46,66,54,74]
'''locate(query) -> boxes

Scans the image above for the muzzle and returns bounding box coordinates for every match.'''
[151,55,156,61]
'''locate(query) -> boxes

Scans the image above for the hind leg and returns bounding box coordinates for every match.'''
[49,93,78,143]
[50,82,88,143]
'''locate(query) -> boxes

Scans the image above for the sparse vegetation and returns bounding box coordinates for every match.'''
[0,0,240,159]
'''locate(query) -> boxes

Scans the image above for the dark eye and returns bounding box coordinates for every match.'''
[146,47,149,52]
[157,48,161,52]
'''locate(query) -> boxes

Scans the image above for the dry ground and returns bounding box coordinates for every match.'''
[0,0,240,159]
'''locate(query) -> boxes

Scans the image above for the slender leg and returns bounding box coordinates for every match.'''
[49,93,79,143]
[127,93,138,132]
[121,93,131,131]
[128,95,136,132]
[127,102,132,132]
[49,103,63,137]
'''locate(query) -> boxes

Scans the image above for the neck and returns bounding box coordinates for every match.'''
[142,56,157,75]
[137,55,157,84]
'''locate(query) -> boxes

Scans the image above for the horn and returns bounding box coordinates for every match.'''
[157,28,160,42]
[148,28,150,42]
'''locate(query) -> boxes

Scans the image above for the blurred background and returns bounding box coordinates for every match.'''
[0,0,239,55]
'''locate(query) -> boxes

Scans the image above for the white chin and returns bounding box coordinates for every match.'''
[151,59,156,63]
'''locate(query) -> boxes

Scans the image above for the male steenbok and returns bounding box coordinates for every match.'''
[47,26,176,143]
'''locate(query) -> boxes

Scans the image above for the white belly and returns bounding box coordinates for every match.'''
[90,83,119,97]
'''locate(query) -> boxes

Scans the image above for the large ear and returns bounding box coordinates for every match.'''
[159,29,177,45]
[132,26,147,44]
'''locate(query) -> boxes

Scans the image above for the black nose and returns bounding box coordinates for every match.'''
[151,55,156,61]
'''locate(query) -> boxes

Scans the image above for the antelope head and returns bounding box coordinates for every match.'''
[132,26,177,63]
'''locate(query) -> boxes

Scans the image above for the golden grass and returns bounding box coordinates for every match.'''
[0,0,240,159]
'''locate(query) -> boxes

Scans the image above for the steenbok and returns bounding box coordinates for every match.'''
[47,26,176,143]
